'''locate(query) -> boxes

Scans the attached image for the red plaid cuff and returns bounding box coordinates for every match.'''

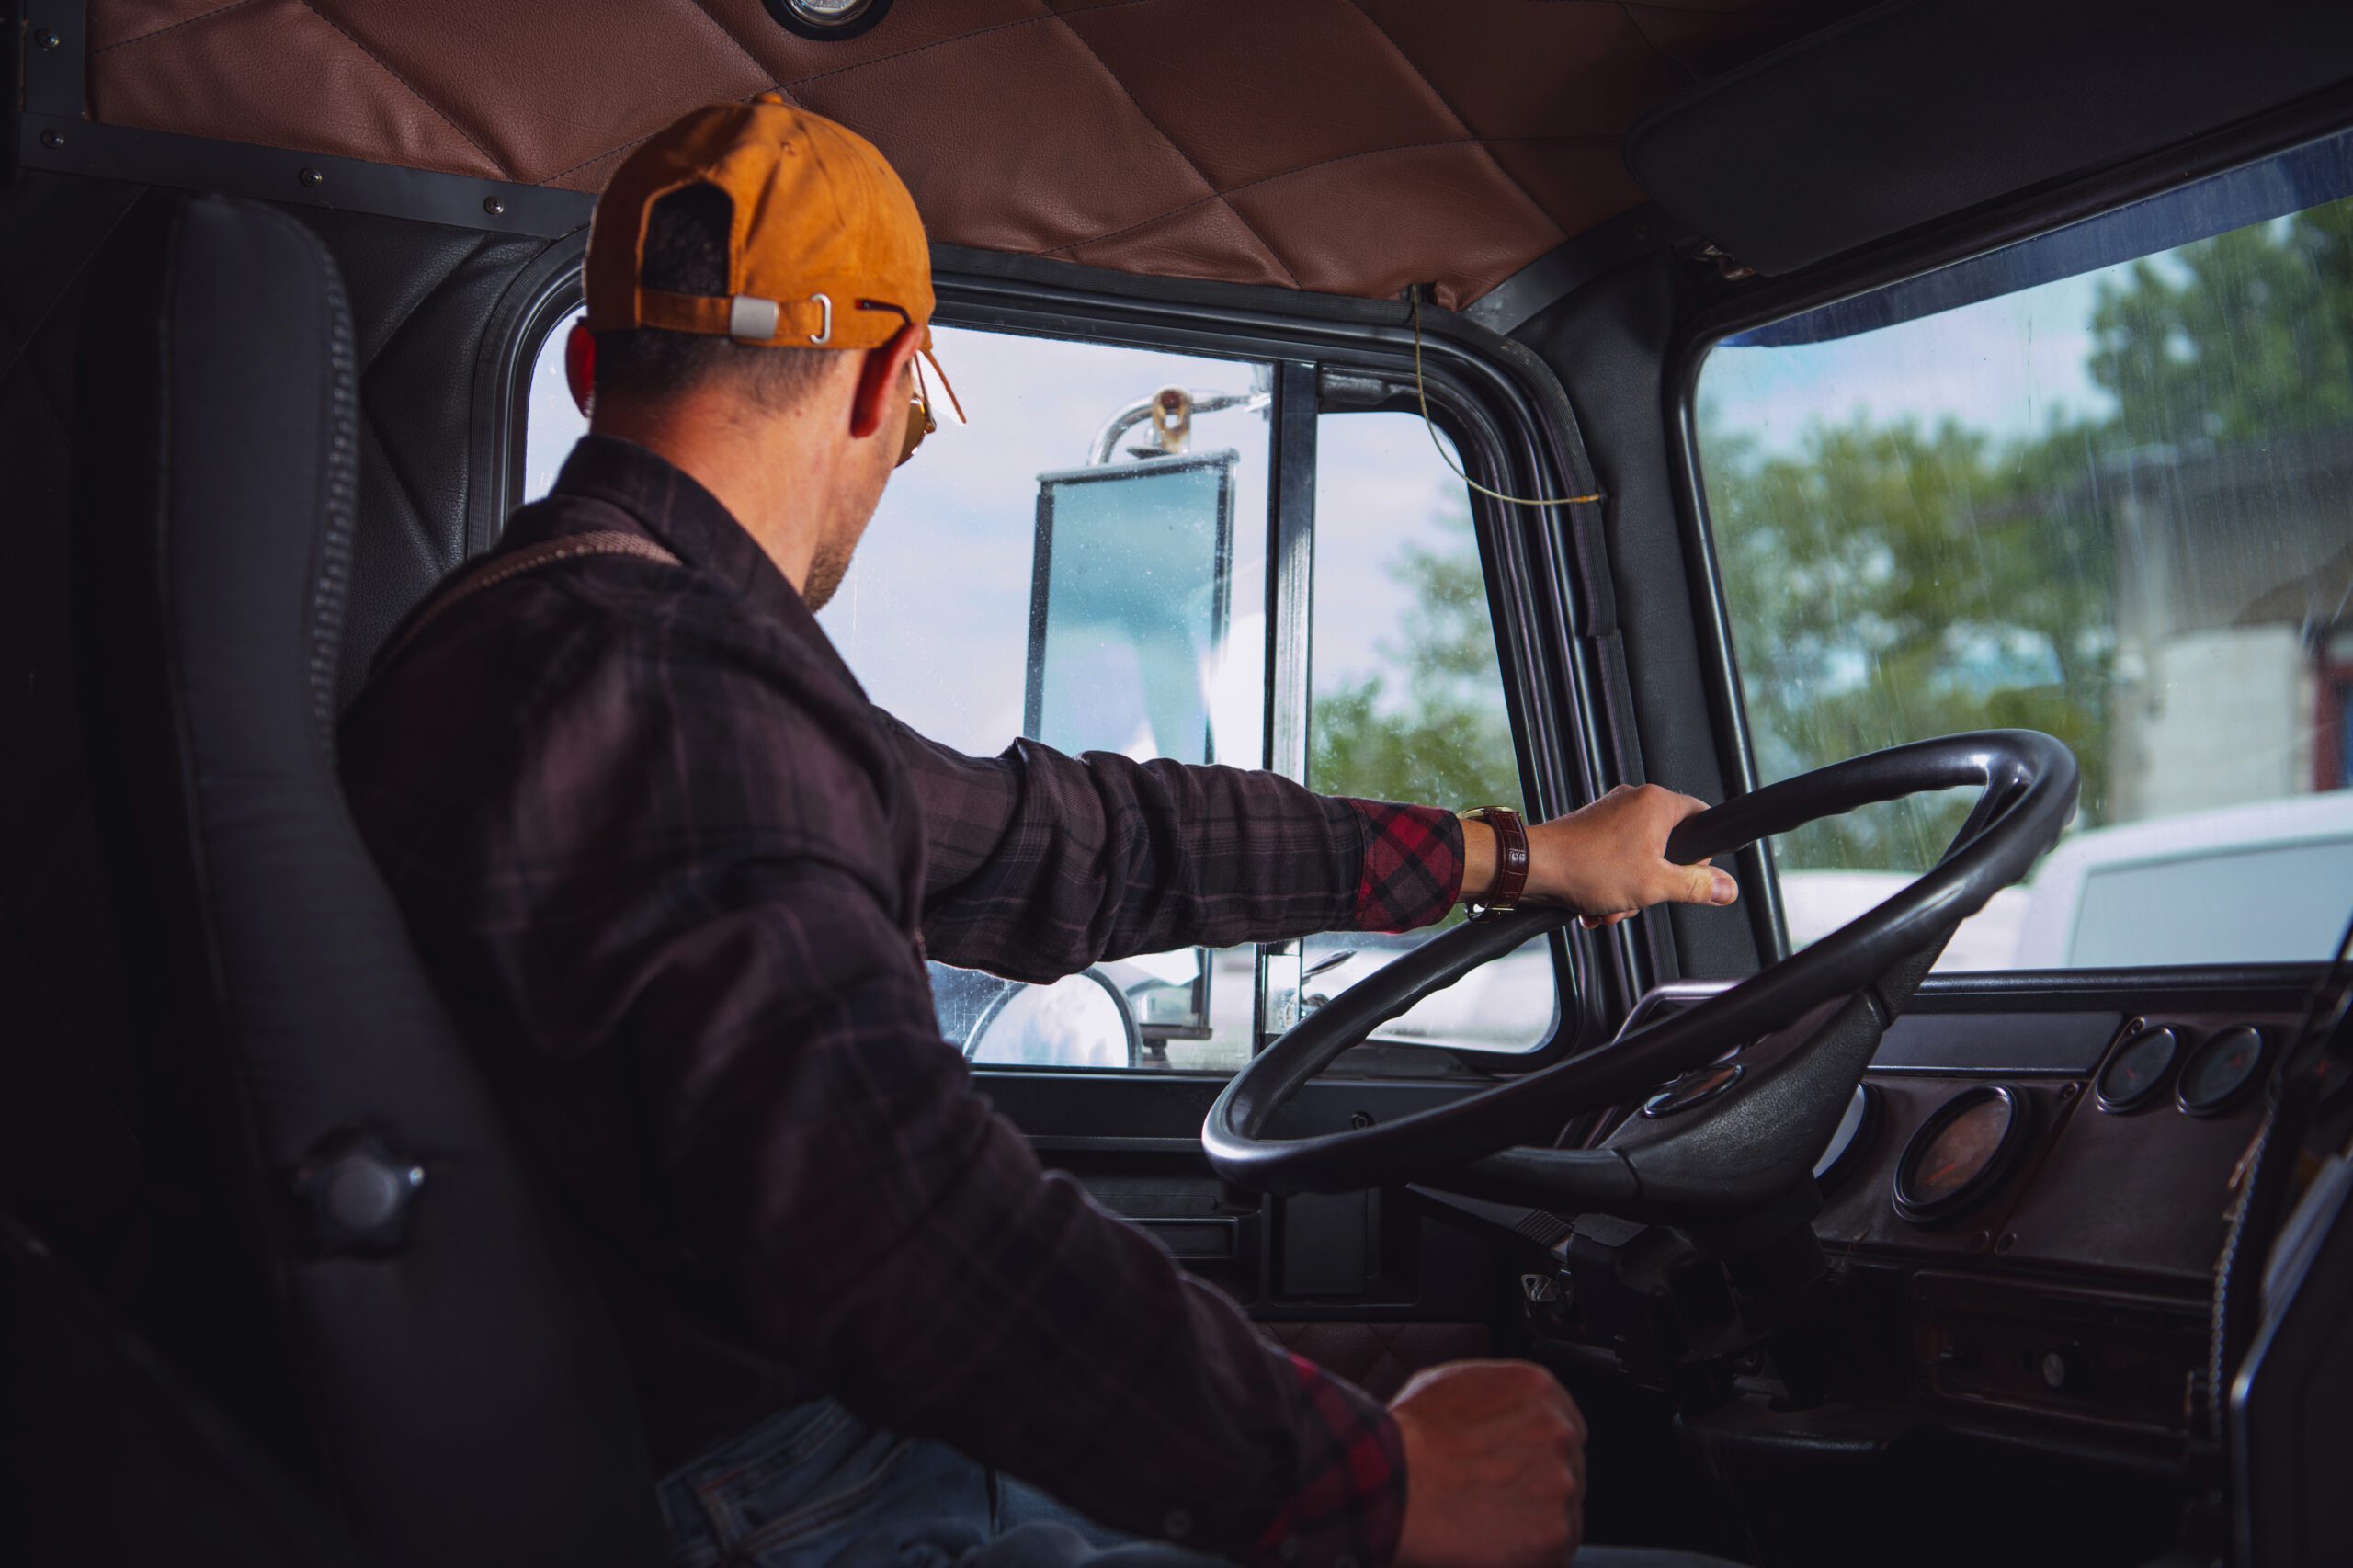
[1250,1354,1409,1568]
[1342,800,1464,933]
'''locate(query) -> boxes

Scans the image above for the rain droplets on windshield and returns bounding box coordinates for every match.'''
[1701,129,2353,971]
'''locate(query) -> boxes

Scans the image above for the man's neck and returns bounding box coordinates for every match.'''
[589,394,835,594]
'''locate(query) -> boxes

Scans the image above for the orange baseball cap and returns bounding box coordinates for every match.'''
[585,93,935,355]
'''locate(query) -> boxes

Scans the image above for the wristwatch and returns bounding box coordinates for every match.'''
[1459,805,1529,919]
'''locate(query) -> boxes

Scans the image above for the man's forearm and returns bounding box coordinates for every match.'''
[904,725,1468,978]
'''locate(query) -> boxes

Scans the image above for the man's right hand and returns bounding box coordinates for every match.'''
[1389,1360,1587,1568]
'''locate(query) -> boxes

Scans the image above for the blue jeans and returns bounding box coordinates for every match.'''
[658,1398,1746,1568]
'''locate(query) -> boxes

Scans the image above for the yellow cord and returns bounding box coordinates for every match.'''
[1411,295,1603,509]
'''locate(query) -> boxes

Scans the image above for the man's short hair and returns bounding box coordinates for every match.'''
[594,184,835,411]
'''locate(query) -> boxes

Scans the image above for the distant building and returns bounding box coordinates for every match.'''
[2096,424,2353,821]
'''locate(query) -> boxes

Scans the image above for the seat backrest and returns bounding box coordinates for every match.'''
[70,193,664,1568]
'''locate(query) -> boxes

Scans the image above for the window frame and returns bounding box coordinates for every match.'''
[487,258,585,531]
[917,271,1637,1074]
[506,247,1641,1075]
[1666,98,2353,983]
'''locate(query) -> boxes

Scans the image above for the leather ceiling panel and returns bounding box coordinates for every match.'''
[86,0,1859,309]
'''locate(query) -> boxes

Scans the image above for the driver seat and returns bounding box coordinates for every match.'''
[67,191,665,1567]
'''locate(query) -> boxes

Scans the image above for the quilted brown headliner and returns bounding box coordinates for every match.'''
[84,0,1856,310]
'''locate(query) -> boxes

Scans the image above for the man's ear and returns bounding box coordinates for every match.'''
[564,321,596,417]
[848,324,922,441]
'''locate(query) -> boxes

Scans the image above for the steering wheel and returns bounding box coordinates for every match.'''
[1202,732,2078,1225]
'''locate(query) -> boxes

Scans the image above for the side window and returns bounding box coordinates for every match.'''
[1303,415,1554,1055]
[1699,128,2353,971]
[519,321,1559,1067]
[820,326,1270,1073]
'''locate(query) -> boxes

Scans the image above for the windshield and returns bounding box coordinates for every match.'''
[1699,128,2353,971]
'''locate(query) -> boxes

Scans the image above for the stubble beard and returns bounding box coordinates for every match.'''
[802,534,855,611]
[804,498,876,611]
[803,424,896,611]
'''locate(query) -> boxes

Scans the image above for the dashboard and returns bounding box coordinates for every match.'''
[1477,973,2326,1460]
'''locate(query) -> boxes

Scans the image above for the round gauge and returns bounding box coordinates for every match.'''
[1640,1062,1744,1119]
[2177,1026,2268,1117]
[1812,1083,1878,1191]
[2096,1025,2179,1113]
[1893,1085,2030,1226]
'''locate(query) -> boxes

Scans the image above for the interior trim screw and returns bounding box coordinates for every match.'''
[299,166,324,189]
[483,194,506,216]
[39,129,64,150]
[36,28,61,49]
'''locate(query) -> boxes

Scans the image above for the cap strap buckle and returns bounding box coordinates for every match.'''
[723,292,830,345]
[727,294,780,342]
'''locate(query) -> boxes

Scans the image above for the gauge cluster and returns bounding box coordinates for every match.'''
[1811,1015,2286,1243]
[1516,983,2307,1456]
[2093,1018,2269,1119]
[1813,1007,2292,1439]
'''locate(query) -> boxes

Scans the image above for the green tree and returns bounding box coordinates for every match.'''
[1711,191,2353,871]
[1711,415,2116,869]
[2088,204,2353,447]
[1310,507,1521,816]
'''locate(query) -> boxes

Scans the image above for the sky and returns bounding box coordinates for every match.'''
[524,320,1476,763]
[1698,270,2113,457]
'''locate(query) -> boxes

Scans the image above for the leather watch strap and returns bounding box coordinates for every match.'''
[1461,805,1529,918]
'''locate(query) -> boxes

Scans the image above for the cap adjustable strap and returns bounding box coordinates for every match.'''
[636,288,833,345]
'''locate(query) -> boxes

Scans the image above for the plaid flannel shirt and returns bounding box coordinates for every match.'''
[338,437,1464,1568]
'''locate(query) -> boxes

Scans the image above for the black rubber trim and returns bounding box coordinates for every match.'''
[15,116,594,239]
[1648,966,2335,1017]
[472,233,585,549]
[19,1,86,119]
[1460,205,1689,337]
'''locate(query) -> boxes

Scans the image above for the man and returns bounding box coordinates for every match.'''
[341,97,1742,1568]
